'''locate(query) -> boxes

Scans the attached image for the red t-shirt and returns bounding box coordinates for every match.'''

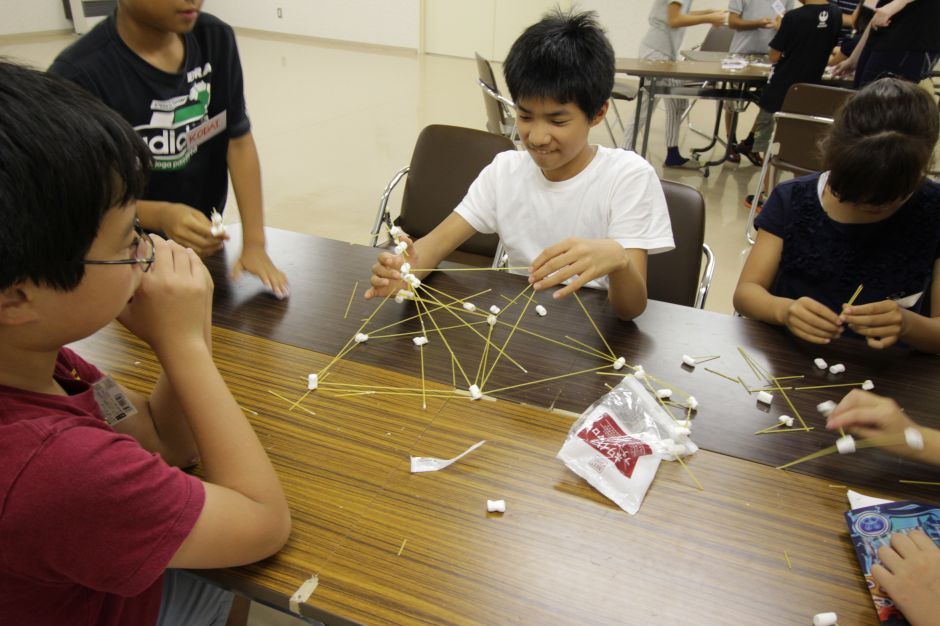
[0,348,205,626]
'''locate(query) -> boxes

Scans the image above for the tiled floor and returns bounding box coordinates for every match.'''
[0,28,772,625]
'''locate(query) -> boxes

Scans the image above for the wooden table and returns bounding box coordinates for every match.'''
[74,227,940,625]
[615,58,769,168]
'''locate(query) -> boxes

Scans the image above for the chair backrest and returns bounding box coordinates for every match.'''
[772,83,854,172]
[700,26,735,53]
[399,125,515,257]
[475,53,512,135]
[647,180,706,308]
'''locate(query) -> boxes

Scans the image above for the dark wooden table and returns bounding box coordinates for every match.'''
[73,226,940,624]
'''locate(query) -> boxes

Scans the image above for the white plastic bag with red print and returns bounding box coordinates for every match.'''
[557,374,698,515]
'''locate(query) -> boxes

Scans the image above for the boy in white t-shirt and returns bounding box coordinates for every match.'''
[366,10,675,321]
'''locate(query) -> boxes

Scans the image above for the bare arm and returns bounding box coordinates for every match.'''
[667,3,728,28]
[728,12,773,31]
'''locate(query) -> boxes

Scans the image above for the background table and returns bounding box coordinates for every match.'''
[74,227,940,624]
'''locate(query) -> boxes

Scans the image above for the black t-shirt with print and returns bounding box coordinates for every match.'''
[869,0,940,52]
[760,3,842,113]
[50,12,251,219]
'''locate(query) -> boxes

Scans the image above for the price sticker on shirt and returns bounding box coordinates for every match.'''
[92,375,138,426]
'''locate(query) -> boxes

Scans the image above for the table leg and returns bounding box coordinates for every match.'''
[630,76,645,152]
[641,77,655,158]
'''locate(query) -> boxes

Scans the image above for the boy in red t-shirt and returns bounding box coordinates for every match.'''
[0,61,290,626]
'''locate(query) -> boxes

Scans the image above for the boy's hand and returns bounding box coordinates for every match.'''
[160,203,226,257]
[232,243,290,300]
[781,296,842,344]
[826,389,916,443]
[707,11,729,26]
[759,16,774,28]
[528,238,628,299]
[841,300,906,349]
[832,56,857,78]
[365,235,415,299]
[118,236,213,356]
[872,530,940,626]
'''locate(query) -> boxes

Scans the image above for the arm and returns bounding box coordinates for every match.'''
[871,0,916,29]
[667,3,728,28]
[733,229,843,343]
[118,237,290,568]
[137,200,222,257]
[841,259,940,352]
[833,17,873,76]
[364,212,477,299]
[728,12,773,31]
[227,131,289,299]
[768,46,782,63]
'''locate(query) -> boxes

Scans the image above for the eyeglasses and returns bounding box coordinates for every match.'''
[83,220,156,272]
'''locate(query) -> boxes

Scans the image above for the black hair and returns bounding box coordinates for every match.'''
[0,60,151,291]
[823,77,939,206]
[503,9,614,119]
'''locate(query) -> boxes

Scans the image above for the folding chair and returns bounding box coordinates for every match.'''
[475,53,517,142]
[648,180,716,308]
[745,83,854,243]
[370,125,515,267]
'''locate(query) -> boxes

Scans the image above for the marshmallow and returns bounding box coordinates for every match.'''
[486,499,506,513]
[634,365,646,380]
[389,225,402,237]
[905,427,925,451]
[462,302,476,312]
[354,333,369,343]
[469,384,482,400]
[489,305,501,315]
[395,294,404,304]
[396,289,414,301]
[656,389,673,399]
[813,613,838,626]
[757,391,774,405]
[307,374,318,390]
[486,314,497,326]
[210,224,226,237]
[829,363,846,375]
[399,262,411,274]
[535,304,547,317]
[672,425,691,436]
[778,415,794,427]
[836,435,857,455]
[682,354,696,367]
[686,396,699,410]
[404,274,421,288]
[393,241,408,255]
[862,380,874,391]
[413,336,428,346]
[817,400,837,417]
[613,357,626,370]
[814,358,828,370]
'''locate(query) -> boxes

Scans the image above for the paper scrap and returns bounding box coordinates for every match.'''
[847,489,893,511]
[410,440,486,473]
[289,575,319,614]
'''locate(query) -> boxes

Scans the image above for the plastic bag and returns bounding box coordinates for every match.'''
[557,374,698,515]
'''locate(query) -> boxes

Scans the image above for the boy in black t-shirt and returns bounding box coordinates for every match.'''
[735,0,842,192]
[50,0,289,299]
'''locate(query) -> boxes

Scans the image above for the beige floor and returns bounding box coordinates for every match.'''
[0,28,770,625]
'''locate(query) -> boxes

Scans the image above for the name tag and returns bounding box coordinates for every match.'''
[186,111,228,150]
[772,0,785,16]
[92,375,138,427]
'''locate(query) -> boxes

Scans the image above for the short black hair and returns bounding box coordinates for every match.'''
[823,77,939,206]
[503,9,614,119]
[0,60,150,291]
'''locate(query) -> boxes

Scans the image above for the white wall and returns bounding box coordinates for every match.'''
[208,0,420,50]
[0,0,71,36]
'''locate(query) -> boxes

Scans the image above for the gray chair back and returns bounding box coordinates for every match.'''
[647,180,707,307]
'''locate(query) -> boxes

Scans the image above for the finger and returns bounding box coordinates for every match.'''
[530,241,568,276]
[370,275,390,289]
[844,310,900,327]
[849,322,902,338]
[790,327,833,345]
[552,273,591,299]
[870,563,894,592]
[530,248,573,284]
[789,315,839,340]
[908,529,935,552]
[826,407,886,432]
[372,262,400,280]
[866,335,898,350]
[364,287,375,300]
[534,260,579,291]
[802,298,841,324]
[230,261,244,281]
[890,532,919,559]
[877,544,904,573]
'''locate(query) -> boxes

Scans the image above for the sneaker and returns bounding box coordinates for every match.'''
[663,155,702,170]
[744,194,765,213]
[734,140,763,166]
[727,144,741,164]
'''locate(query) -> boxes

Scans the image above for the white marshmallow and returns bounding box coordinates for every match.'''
[307,374,318,390]
[404,274,421,288]
[836,435,856,454]
[462,302,476,312]
[862,380,874,391]
[413,336,428,346]
[813,613,838,626]
[393,241,408,255]
[757,391,774,405]
[817,400,837,417]
[686,396,699,410]
[489,305,501,315]
[210,224,226,237]
[829,363,846,374]
[354,333,369,343]
[399,262,411,274]
[778,415,794,427]
[469,384,482,400]
[486,499,506,513]
[613,357,626,371]
[656,389,673,399]
[388,225,402,237]
[905,427,925,451]
[486,314,497,326]
[535,304,547,317]
[672,425,691,436]
[682,354,696,367]
[634,366,646,380]
[396,289,414,301]
[814,358,828,370]
[394,295,404,304]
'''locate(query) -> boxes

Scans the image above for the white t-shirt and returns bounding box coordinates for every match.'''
[454,146,675,290]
